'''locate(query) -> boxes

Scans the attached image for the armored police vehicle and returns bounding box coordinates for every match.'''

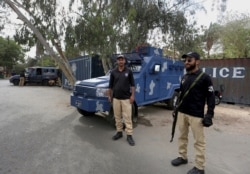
[9,66,59,86]
[70,46,184,125]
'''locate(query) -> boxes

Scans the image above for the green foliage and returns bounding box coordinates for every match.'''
[2,0,233,65]
[12,63,26,74]
[0,36,24,69]
[36,55,56,66]
[11,0,68,59]
[25,57,37,67]
[202,12,250,59]
[66,0,205,63]
[202,23,222,58]
[66,0,119,71]
[165,11,202,57]
[2,0,76,85]
[220,13,250,58]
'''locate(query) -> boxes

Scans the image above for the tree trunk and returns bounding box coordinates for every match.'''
[4,0,76,86]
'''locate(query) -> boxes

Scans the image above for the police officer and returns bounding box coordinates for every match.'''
[19,70,25,86]
[108,54,136,146]
[171,52,215,174]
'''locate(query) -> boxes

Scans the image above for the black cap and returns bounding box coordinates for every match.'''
[116,54,125,59]
[182,52,200,60]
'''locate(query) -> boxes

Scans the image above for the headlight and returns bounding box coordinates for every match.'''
[96,88,108,97]
[75,80,81,85]
[73,81,82,91]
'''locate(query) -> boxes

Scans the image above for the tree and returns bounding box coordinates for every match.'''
[203,23,221,58]
[36,55,57,67]
[2,0,76,85]
[219,12,250,58]
[0,36,24,74]
[66,0,208,70]
[1,0,229,78]
[164,11,202,58]
[66,0,119,72]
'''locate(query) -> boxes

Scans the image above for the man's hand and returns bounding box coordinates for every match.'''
[172,108,177,117]
[108,96,112,102]
[202,114,213,127]
[172,111,177,118]
[130,95,134,104]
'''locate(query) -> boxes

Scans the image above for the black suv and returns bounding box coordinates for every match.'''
[9,66,59,86]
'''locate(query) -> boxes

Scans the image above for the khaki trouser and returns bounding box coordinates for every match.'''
[113,98,133,135]
[19,77,25,86]
[57,77,62,87]
[178,112,206,170]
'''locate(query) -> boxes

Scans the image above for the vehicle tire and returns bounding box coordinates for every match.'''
[107,106,116,127]
[131,104,138,124]
[13,79,19,86]
[42,80,49,86]
[215,95,221,105]
[77,108,95,116]
[166,91,179,110]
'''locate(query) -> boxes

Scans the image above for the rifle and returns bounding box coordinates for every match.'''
[170,95,180,142]
[170,71,204,143]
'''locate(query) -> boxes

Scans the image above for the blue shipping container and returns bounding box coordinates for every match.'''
[62,55,105,89]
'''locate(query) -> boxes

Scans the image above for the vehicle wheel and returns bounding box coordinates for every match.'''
[42,80,49,86]
[215,95,221,105]
[107,106,116,127]
[166,91,179,110]
[77,108,95,116]
[13,79,19,86]
[131,104,137,124]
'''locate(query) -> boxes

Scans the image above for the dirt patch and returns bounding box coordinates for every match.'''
[137,104,173,127]
[213,103,250,135]
[137,103,250,135]
[137,116,153,127]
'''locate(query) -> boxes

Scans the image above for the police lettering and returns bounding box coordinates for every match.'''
[202,67,245,78]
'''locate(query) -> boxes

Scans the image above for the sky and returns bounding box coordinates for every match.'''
[1,0,249,58]
[196,0,249,26]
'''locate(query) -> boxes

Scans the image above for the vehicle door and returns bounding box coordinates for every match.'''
[34,68,43,82]
[26,68,36,82]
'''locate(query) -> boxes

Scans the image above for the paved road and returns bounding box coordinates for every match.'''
[0,79,249,174]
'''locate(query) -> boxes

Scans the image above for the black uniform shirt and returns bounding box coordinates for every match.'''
[109,67,135,99]
[178,69,215,118]
[20,71,25,77]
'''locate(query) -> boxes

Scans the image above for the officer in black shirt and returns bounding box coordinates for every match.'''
[19,70,25,86]
[108,54,135,146]
[171,52,215,174]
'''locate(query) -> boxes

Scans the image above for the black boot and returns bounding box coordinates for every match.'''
[171,157,188,166]
[187,167,205,174]
[127,135,135,146]
[112,132,123,140]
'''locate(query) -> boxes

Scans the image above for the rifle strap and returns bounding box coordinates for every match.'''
[177,71,204,108]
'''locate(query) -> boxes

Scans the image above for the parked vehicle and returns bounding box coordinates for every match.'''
[9,66,59,86]
[70,46,184,125]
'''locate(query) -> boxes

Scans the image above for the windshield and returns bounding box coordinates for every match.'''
[24,68,32,75]
[128,64,142,72]
[25,68,34,73]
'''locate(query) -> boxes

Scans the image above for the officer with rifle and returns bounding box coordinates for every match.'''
[170,52,215,174]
